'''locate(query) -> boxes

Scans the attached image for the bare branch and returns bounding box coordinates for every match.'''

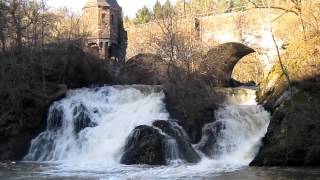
[247,0,299,16]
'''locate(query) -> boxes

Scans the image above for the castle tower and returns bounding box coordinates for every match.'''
[82,0,127,68]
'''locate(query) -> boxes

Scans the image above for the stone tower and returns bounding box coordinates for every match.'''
[82,0,127,68]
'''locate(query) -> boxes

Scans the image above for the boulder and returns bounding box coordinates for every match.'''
[196,121,226,158]
[121,120,201,165]
[120,125,166,165]
[153,120,201,163]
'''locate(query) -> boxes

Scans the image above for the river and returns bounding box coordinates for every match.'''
[1,85,319,180]
[1,162,320,180]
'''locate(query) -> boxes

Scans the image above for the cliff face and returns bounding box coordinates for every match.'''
[251,38,320,166]
[252,83,320,166]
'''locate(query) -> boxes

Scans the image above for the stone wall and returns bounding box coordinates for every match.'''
[125,9,288,75]
[82,7,100,39]
[82,6,122,44]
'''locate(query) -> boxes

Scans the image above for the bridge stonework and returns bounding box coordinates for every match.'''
[125,9,289,74]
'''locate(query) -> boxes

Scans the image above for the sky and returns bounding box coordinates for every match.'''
[47,0,177,17]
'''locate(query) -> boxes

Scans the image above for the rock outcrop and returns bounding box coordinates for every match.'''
[251,56,320,165]
[121,120,201,165]
[251,83,320,166]
[0,84,67,161]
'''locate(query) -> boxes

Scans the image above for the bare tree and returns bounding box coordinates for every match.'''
[248,0,307,39]
[3,0,41,54]
[154,12,205,81]
[0,1,8,54]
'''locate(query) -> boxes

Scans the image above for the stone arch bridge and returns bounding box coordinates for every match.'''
[125,8,292,77]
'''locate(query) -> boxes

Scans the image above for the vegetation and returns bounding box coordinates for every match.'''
[128,0,253,25]
[0,0,114,125]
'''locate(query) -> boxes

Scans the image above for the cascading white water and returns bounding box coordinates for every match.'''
[24,85,270,179]
[24,85,169,165]
[197,89,270,165]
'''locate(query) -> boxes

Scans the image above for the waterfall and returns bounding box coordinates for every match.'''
[24,85,169,165]
[24,85,270,173]
[196,88,270,165]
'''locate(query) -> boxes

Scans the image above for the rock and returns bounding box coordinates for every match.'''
[121,120,201,165]
[0,94,49,161]
[196,121,226,158]
[153,120,201,163]
[120,53,167,85]
[200,42,255,86]
[47,105,63,131]
[251,80,320,166]
[23,132,56,161]
[120,125,166,165]
[72,104,96,134]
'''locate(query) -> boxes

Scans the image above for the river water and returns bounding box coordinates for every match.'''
[1,86,319,180]
[1,162,320,180]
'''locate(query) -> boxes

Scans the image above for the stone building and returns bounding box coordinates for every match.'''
[82,0,127,68]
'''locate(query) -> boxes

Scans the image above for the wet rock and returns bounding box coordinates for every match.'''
[196,121,226,158]
[47,106,63,131]
[120,125,166,165]
[153,120,201,163]
[121,120,202,165]
[73,104,97,134]
[23,132,56,161]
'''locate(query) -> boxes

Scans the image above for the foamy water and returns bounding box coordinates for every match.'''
[22,85,271,179]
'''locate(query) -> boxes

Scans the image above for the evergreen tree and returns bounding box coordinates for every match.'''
[133,6,152,24]
[153,0,163,19]
[163,0,174,18]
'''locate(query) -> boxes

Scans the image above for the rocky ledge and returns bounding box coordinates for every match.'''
[251,73,320,166]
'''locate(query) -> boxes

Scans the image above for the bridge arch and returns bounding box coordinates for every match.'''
[200,42,264,86]
[232,52,265,85]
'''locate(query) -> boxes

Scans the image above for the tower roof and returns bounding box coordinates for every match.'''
[84,0,121,9]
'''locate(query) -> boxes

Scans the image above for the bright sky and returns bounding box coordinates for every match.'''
[47,0,177,17]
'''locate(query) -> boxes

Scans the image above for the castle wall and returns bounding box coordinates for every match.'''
[82,7,100,39]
